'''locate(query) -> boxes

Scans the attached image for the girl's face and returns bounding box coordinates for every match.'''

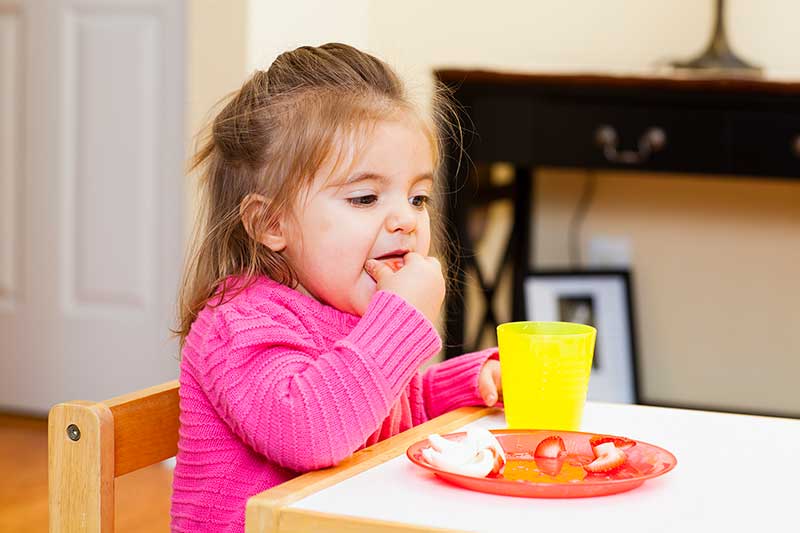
[282,118,434,316]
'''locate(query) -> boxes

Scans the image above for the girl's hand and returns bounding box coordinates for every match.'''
[364,252,444,324]
[478,359,503,407]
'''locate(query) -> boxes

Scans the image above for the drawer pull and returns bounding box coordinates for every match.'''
[595,125,666,165]
[793,135,800,158]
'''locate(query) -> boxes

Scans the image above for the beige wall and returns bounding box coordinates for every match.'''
[370,0,800,77]
[186,0,249,235]
[186,1,800,415]
[246,0,369,72]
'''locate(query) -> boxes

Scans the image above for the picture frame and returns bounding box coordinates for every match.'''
[524,270,640,404]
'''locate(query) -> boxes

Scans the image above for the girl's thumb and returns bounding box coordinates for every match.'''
[364,259,391,282]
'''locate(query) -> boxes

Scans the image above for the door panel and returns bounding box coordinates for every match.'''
[64,10,160,311]
[0,7,20,312]
[0,0,185,413]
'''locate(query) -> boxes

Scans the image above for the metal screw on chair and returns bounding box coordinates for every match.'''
[66,424,81,441]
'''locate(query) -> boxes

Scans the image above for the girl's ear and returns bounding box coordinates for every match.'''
[240,193,287,252]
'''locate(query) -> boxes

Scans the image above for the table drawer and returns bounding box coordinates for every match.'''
[529,103,730,174]
[729,112,800,177]
[468,93,535,164]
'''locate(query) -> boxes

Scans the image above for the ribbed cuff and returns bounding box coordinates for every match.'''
[347,291,442,397]
[423,347,499,419]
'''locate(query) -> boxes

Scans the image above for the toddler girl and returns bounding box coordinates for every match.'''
[170,43,502,532]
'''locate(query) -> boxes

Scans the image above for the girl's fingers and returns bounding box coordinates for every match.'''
[490,358,502,395]
[364,259,393,282]
[425,255,441,266]
[478,362,499,406]
[404,252,440,269]
[402,251,422,264]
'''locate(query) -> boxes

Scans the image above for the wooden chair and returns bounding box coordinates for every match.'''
[48,380,180,532]
[47,380,493,532]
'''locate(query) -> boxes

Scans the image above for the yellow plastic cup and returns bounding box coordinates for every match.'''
[497,321,596,431]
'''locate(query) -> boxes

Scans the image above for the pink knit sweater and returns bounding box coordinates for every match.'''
[170,277,497,532]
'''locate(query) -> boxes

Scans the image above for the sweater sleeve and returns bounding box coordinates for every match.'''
[191,291,441,473]
[421,347,499,419]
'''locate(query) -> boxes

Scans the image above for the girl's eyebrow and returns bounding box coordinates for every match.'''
[411,172,435,185]
[342,172,387,185]
[339,171,434,186]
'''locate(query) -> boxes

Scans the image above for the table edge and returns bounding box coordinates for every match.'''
[276,508,468,533]
[244,406,498,533]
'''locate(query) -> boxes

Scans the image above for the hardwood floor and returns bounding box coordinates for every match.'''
[1,413,173,532]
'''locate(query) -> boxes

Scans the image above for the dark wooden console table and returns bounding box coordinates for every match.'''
[437,70,800,359]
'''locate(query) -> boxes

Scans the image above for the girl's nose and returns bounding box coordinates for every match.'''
[386,202,416,233]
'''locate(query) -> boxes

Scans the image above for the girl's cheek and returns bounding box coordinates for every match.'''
[419,215,432,255]
[418,234,432,257]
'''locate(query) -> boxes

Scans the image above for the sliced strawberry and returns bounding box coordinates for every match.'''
[534,457,565,477]
[589,434,636,451]
[584,453,626,473]
[584,442,627,474]
[487,445,506,476]
[534,435,566,459]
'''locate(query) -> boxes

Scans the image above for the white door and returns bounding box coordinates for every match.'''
[0,0,185,413]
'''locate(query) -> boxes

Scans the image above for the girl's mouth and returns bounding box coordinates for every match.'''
[374,250,409,272]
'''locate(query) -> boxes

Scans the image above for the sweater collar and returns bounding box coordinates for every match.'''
[246,276,361,331]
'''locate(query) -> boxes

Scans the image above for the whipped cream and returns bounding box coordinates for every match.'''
[421,428,506,478]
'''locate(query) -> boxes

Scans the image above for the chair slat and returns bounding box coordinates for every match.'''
[105,380,180,477]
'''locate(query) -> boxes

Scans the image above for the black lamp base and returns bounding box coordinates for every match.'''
[668,0,762,77]
[670,44,762,76]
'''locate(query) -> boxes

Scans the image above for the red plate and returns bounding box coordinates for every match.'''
[406,429,676,498]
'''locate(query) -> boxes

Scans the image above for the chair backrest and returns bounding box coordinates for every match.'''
[48,380,180,532]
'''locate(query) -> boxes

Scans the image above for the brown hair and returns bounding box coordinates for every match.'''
[175,43,461,347]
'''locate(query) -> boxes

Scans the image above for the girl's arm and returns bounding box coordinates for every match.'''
[421,348,499,420]
[189,291,440,473]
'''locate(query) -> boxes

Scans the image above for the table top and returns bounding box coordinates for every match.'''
[246,402,800,533]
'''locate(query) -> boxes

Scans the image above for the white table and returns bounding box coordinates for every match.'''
[245,403,800,532]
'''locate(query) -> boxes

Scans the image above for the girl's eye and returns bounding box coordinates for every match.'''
[349,194,378,207]
[410,195,430,208]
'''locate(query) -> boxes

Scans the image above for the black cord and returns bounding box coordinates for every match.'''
[568,172,597,267]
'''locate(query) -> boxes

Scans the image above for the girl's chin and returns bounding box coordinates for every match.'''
[352,280,378,315]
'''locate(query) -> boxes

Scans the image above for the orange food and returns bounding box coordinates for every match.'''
[386,258,403,272]
[503,457,587,483]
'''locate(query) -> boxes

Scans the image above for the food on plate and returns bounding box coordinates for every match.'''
[421,430,636,479]
[589,434,636,450]
[503,457,587,483]
[533,457,566,477]
[584,441,627,473]
[421,428,506,478]
[533,435,566,459]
